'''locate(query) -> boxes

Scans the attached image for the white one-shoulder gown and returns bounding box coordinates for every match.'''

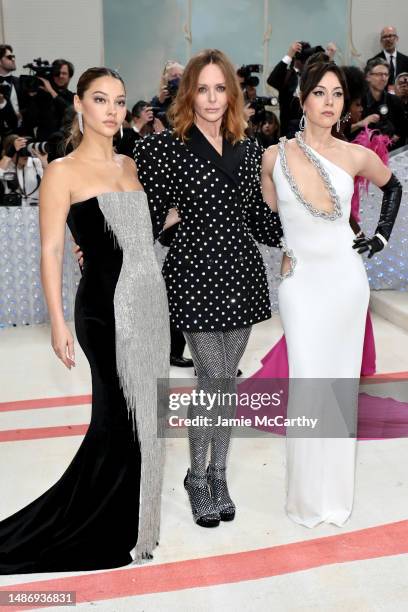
[273,136,370,528]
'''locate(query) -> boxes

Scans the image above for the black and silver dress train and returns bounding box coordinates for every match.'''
[0,191,170,574]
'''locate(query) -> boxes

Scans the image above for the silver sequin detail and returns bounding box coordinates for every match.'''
[97,191,170,562]
[207,466,235,514]
[278,236,297,280]
[278,133,342,221]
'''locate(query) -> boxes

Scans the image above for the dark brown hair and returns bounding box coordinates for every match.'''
[66,67,125,150]
[299,53,349,115]
[52,58,75,78]
[168,49,246,144]
[0,44,13,61]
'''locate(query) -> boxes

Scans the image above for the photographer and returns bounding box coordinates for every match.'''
[150,60,184,126]
[267,41,325,136]
[0,134,47,206]
[0,91,18,146]
[237,64,278,135]
[255,111,280,148]
[0,45,25,145]
[23,58,74,140]
[362,58,407,149]
[116,100,165,158]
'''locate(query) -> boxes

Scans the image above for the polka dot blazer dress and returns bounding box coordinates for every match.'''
[134,125,282,333]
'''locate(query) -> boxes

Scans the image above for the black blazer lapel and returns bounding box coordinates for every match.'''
[183,123,246,186]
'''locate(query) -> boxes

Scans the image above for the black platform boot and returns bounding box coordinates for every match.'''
[184,469,221,528]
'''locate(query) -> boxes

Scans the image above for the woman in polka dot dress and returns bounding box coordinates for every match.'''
[135,49,282,528]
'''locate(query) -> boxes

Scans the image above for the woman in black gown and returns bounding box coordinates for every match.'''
[0,67,169,573]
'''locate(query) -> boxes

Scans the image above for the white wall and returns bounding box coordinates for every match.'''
[0,0,104,89]
[349,0,408,66]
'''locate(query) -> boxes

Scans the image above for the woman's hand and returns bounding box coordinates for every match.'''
[32,148,49,168]
[51,321,75,369]
[13,137,28,152]
[153,117,165,133]
[361,114,380,127]
[244,103,255,122]
[71,237,84,268]
[163,207,181,230]
[158,86,169,104]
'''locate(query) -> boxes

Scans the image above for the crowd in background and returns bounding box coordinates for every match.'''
[0,24,408,206]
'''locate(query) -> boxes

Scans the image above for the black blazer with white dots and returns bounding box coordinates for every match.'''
[134,125,282,333]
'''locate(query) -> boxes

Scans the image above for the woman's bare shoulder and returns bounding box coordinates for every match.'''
[262,143,280,169]
[42,156,77,185]
[117,153,137,170]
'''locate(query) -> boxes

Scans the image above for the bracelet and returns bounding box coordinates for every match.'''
[375,233,388,247]
[355,230,364,238]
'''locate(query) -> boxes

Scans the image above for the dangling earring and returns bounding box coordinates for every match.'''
[299,113,306,131]
[77,112,84,134]
[120,124,123,138]
[336,117,341,132]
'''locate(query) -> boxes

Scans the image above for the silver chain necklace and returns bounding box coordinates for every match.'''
[278,132,343,221]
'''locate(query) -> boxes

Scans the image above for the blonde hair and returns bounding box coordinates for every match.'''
[168,49,246,144]
[66,66,125,150]
[159,60,184,93]
[1,133,18,157]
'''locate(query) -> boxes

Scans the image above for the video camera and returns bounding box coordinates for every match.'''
[20,58,53,93]
[237,64,263,89]
[249,96,278,124]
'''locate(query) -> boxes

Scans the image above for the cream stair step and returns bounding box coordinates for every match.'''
[370,290,408,333]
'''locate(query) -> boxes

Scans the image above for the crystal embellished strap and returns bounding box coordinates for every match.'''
[278,134,342,221]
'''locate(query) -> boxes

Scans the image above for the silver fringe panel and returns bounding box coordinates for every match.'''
[97,191,170,562]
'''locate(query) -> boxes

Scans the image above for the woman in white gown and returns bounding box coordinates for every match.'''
[261,56,401,527]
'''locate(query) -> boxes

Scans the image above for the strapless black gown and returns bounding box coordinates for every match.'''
[0,192,170,574]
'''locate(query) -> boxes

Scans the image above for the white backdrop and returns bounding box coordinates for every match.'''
[348,0,408,66]
[0,0,104,89]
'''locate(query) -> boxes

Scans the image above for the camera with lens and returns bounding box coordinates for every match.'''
[22,139,49,157]
[20,58,53,93]
[237,64,263,89]
[6,139,49,159]
[0,169,21,206]
[294,43,325,65]
[167,77,181,99]
[149,106,167,125]
[249,96,278,124]
[373,104,395,137]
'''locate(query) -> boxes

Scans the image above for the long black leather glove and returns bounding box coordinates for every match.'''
[353,173,402,258]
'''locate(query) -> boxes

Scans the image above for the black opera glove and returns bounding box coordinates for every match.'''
[352,173,402,259]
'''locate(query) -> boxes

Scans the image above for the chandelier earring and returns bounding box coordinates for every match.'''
[77,112,84,134]
[336,117,341,132]
[299,113,306,131]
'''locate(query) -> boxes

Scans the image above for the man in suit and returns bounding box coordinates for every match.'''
[267,41,326,137]
[362,58,407,148]
[368,26,408,86]
[0,45,23,133]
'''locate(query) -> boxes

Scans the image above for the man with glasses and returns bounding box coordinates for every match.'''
[0,45,23,136]
[362,58,406,149]
[368,26,408,86]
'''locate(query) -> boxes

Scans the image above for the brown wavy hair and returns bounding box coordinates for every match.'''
[66,67,125,150]
[168,49,246,144]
